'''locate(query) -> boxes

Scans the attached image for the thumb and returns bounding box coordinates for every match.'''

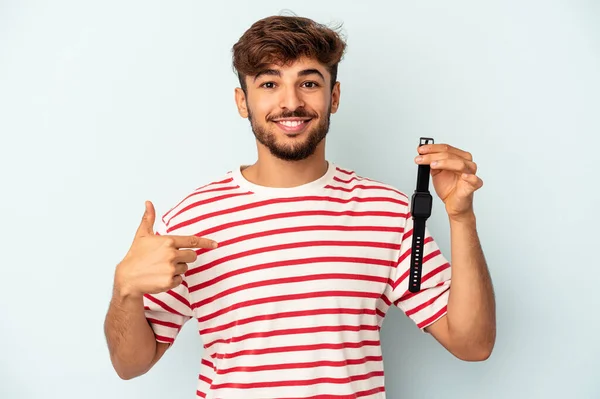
[136,200,156,237]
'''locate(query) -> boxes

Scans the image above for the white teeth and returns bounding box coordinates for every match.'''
[279,120,304,127]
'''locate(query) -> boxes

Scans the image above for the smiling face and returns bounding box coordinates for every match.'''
[235,57,341,161]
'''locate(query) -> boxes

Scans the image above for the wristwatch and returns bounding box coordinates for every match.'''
[408,137,434,293]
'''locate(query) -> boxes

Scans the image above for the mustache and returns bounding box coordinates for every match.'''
[268,109,317,121]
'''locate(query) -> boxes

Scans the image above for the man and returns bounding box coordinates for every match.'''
[104,15,495,398]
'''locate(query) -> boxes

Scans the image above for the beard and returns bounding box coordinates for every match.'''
[247,105,331,161]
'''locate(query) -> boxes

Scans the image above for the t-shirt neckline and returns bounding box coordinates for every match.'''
[232,161,337,197]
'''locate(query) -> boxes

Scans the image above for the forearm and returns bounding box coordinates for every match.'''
[104,284,158,380]
[445,212,496,358]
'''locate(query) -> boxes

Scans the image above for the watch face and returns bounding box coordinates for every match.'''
[411,193,432,218]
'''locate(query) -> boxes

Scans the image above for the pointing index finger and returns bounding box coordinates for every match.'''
[166,235,219,249]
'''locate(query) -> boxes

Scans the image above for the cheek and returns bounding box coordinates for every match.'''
[311,93,331,111]
[251,98,278,120]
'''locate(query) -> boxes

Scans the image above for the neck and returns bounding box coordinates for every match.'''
[242,143,328,188]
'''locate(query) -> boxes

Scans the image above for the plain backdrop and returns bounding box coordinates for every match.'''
[1,1,599,398]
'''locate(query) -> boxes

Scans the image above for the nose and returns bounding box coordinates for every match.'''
[279,85,304,111]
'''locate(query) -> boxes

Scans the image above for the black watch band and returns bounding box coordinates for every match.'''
[409,137,434,293]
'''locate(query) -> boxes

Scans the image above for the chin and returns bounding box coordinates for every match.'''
[250,114,328,161]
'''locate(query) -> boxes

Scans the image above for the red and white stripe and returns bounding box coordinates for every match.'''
[144,163,451,398]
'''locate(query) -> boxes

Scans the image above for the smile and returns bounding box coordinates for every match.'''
[279,120,305,127]
[272,118,312,134]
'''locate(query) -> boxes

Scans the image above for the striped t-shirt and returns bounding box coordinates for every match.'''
[143,162,451,399]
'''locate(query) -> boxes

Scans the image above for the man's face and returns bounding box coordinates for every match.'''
[235,57,340,161]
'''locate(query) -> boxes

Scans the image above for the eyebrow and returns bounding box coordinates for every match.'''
[253,69,280,82]
[253,68,325,82]
[298,69,325,81]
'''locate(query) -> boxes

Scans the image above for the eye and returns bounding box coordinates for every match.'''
[260,82,276,89]
[302,81,320,89]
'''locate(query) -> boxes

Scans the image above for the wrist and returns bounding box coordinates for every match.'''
[113,266,143,302]
[113,282,143,302]
[448,210,476,226]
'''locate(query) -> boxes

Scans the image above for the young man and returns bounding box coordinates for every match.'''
[104,15,496,398]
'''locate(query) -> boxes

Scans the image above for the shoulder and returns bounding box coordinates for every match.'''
[158,169,242,232]
[331,164,410,204]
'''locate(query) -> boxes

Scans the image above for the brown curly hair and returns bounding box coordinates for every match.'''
[232,15,347,93]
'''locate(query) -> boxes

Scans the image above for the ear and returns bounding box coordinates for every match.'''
[234,87,248,118]
[330,81,341,114]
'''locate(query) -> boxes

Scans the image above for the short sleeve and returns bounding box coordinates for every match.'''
[142,215,193,346]
[385,215,452,331]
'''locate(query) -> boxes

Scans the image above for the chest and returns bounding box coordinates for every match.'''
[187,201,403,326]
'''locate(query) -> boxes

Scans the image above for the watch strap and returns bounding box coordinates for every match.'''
[409,216,427,293]
[409,137,434,293]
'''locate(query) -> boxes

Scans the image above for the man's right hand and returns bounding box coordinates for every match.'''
[114,200,218,298]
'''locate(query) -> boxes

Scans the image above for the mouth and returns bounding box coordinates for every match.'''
[271,118,313,134]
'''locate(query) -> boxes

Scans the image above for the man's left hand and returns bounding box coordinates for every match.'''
[415,143,483,222]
